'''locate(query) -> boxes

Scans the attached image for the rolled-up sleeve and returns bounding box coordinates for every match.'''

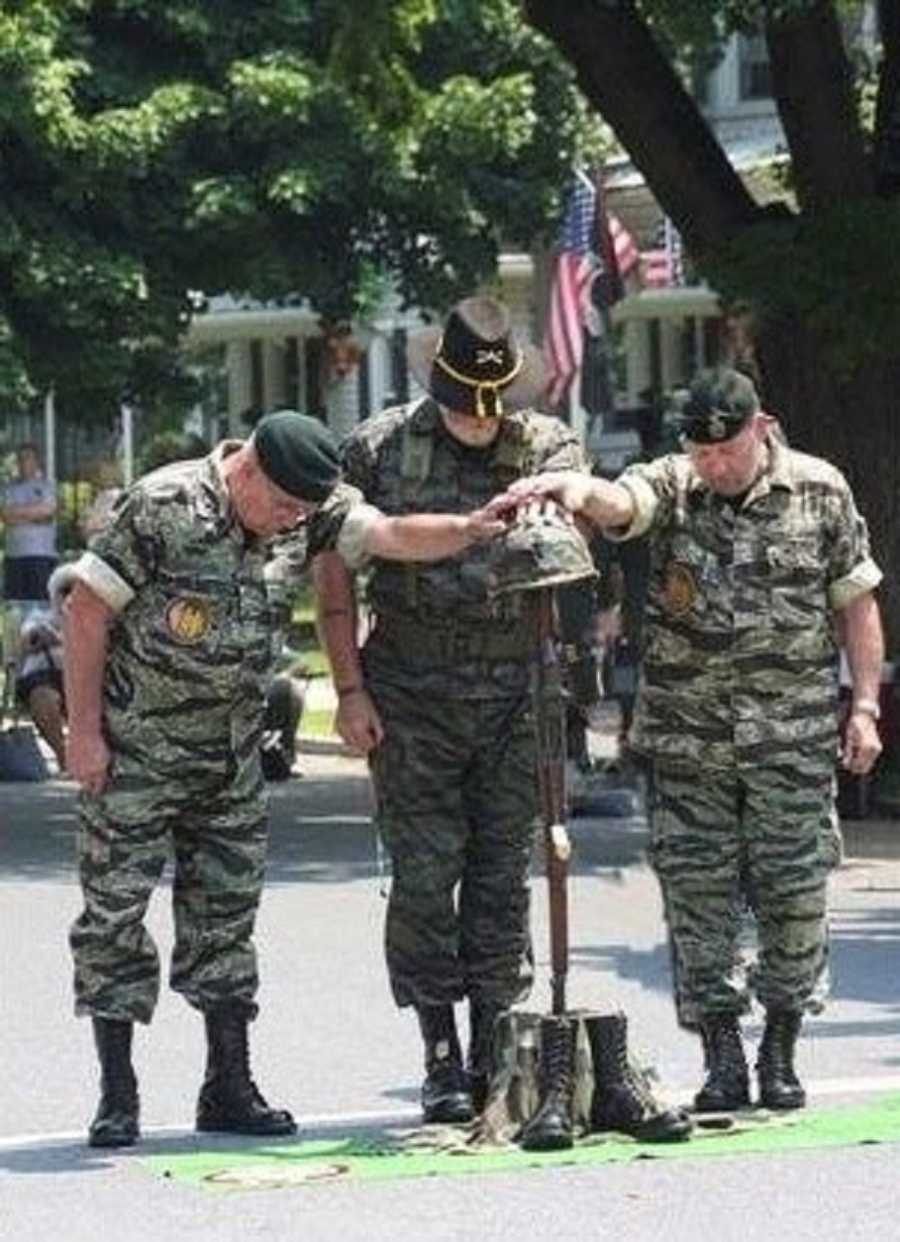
[830,557,882,610]
[68,550,135,612]
[71,488,160,612]
[602,474,660,542]
[826,474,883,610]
[304,481,372,568]
[335,502,382,570]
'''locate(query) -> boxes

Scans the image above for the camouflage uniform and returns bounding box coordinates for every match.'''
[607,435,882,1020]
[69,445,352,1024]
[342,397,585,1011]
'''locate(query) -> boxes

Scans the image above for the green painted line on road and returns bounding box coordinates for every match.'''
[143,1093,900,1191]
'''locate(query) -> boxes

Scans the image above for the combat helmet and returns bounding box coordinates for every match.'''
[485,503,597,597]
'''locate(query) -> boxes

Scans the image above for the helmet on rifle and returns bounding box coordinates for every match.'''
[485,503,597,597]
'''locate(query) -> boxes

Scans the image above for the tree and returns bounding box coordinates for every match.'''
[0,0,595,419]
[523,0,900,648]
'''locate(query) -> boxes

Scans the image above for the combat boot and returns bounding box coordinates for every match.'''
[196,1002,297,1135]
[467,998,505,1114]
[694,1012,750,1112]
[757,1007,806,1110]
[586,1012,692,1141]
[88,1017,140,1148]
[519,1015,577,1151]
[418,1004,473,1124]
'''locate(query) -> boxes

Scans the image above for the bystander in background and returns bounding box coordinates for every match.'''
[2,443,58,605]
[14,609,66,772]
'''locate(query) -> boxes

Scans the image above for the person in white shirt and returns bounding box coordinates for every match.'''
[2,443,58,603]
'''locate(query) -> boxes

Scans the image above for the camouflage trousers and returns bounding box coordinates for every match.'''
[70,750,269,1025]
[646,760,842,1024]
[368,681,537,1011]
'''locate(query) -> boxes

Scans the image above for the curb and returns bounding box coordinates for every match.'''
[296,734,362,758]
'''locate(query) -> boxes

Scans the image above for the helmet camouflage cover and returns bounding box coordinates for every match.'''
[485,503,597,596]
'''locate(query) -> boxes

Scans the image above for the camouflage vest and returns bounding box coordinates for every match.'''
[349,398,544,625]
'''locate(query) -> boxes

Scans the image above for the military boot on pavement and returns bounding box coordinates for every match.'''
[694,1012,750,1112]
[418,1004,474,1124]
[757,1007,806,1110]
[89,1017,140,1148]
[196,1002,297,1136]
[519,1015,577,1151]
[586,1012,692,1141]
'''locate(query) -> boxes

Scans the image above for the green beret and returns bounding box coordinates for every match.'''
[680,368,760,444]
[253,410,340,501]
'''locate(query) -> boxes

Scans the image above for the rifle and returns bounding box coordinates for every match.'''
[533,586,571,1016]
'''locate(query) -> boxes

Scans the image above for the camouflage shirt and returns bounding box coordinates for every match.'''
[342,397,585,698]
[608,435,882,771]
[71,443,352,771]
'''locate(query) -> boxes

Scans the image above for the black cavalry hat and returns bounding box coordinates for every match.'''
[407,296,545,419]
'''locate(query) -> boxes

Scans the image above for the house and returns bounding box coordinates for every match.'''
[181,254,542,443]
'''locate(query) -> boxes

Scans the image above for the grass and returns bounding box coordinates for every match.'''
[282,646,331,678]
[299,706,336,738]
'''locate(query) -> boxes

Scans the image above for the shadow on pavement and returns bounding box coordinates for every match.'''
[1,770,898,896]
[0,771,654,885]
[0,1119,391,1178]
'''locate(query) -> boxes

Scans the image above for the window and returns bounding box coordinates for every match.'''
[284,337,300,409]
[738,32,772,101]
[389,328,409,405]
[357,347,371,420]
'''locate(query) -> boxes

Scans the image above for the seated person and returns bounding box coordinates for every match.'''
[261,661,311,781]
[14,611,66,772]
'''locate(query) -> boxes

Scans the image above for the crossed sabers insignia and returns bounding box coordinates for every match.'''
[476,348,504,366]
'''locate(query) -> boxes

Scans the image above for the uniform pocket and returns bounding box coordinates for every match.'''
[767,537,828,629]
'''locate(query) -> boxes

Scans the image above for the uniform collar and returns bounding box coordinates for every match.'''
[207,442,239,509]
[204,441,251,540]
[408,397,442,433]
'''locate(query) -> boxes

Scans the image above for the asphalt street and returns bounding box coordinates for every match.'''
[2,746,900,1241]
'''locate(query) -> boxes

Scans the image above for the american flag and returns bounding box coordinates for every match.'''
[640,216,684,288]
[592,205,639,315]
[609,213,640,280]
[544,176,598,408]
[640,248,672,288]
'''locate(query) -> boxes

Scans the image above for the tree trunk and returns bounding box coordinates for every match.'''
[522,0,761,254]
[757,321,900,652]
[875,0,900,193]
[765,1,873,208]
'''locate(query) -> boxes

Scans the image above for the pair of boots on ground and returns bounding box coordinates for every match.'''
[88,1000,296,1148]
[694,1007,806,1113]
[418,1002,691,1149]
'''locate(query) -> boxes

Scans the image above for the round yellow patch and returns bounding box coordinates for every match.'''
[663,563,698,617]
[165,597,212,644]
[204,1162,350,1188]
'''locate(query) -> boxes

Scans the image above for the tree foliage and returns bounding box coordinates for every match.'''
[0,0,597,414]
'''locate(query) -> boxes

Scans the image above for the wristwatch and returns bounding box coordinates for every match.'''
[852,697,881,720]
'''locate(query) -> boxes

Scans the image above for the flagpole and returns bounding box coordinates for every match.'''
[590,163,618,438]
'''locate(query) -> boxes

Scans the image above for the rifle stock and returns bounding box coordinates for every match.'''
[534,588,570,1015]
